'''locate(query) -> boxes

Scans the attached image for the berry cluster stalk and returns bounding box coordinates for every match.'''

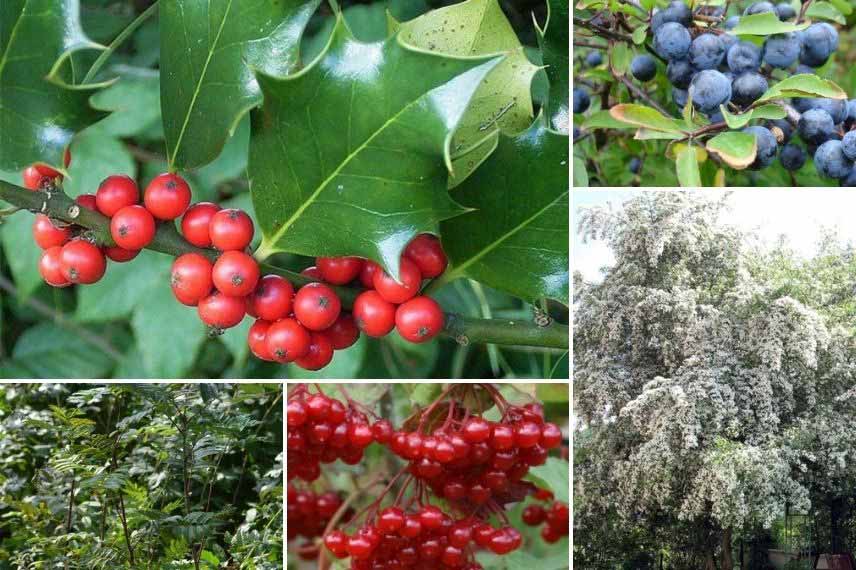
[0,179,569,350]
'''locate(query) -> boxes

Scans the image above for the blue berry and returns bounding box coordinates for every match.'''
[573,127,581,142]
[666,59,695,88]
[799,23,838,67]
[727,41,762,73]
[654,22,692,60]
[775,2,796,20]
[840,166,856,186]
[842,131,856,159]
[814,139,853,179]
[725,16,740,30]
[779,143,806,170]
[768,118,793,143]
[798,108,835,144]
[629,157,642,174]
[846,100,856,126]
[690,33,726,69]
[744,1,776,15]
[708,110,725,123]
[763,33,800,68]
[651,1,693,30]
[585,51,603,67]
[673,87,689,109]
[688,69,732,113]
[794,98,847,124]
[743,126,778,169]
[630,55,657,82]
[574,87,590,114]
[731,72,768,107]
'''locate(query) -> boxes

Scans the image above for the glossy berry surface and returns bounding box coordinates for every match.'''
[96,175,139,216]
[171,253,214,306]
[353,290,396,337]
[197,291,246,329]
[373,257,422,304]
[39,246,70,287]
[293,282,341,331]
[181,202,220,247]
[110,205,156,250]
[144,173,192,220]
[212,250,260,297]
[209,208,254,251]
[404,234,448,278]
[317,256,364,285]
[295,332,335,370]
[326,314,360,349]
[395,296,444,343]
[247,319,274,361]
[32,215,70,249]
[249,274,294,321]
[266,318,311,362]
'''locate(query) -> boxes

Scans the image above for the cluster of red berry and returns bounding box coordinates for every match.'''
[21,159,452,371]
[389,405,562,508]
[287,387,381,481]
[324,506,523,570]
[287,483,348,540]
[522,490,569,544]
[303,235,447,344]
[286,384,568,569]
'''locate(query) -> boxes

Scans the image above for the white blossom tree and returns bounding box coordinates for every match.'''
[574,193,856,569]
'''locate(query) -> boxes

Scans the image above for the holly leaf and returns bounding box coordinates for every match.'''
[159,0,321,170]
[535,0,569,133]
[0,0,106,170]
[248,16,501,278]
[398,0,540,186]
[439,121,569,305]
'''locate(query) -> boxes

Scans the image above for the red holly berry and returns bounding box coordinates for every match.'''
[171,253,214,306]
[95,175,139,217]
[75,194,97,211]
[197,291,246,329]
[104,246,140,263]
[144,173,191,220]
[22,166,48,190]
[209,208,254,251]
[295,332,335,370]
[359,260,380,288]
[110,205,156,250]
[266,318,311,363]
[34,164,62,180]
[39,246,70,287]
[395,296,444,343]
[352,290,395,337]
[212,250,260,297]
[293,282,341,331]
[32,215,70,249]
[248,319,274,361]
[248,274,294,321]
[60,240,106,284]
[301,265,323,280]
[326,313,359,349]
[181,202,220,247]
[316,256,364,285]
[372,257,422,304]
[404,234,447,278]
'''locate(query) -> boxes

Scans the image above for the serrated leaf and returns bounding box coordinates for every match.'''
[705,131,756,169]
[676,146,701,186]
[806,1,845,23]
[0,0,106,170]
[159,0,321,170]
[730,11,809,35]
[610,104,684,133]
[248,17,500,279]
[536,0,569,133]
[440,122,569,304]
[757,73,846,103]
[398,0,540,185]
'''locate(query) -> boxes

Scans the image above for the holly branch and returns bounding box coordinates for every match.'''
[0,179,569,350]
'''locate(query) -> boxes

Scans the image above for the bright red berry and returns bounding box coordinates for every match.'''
[514,421,542,448]
[473,524,495,548]
[60,240,106,284]
[212,251,259,297]
[441,545,464,567]
[372,257,422,304]
[448,521,473,547]
[377,507,405,534]
[540,422,563,449]
[22,166,48,190]
[395,296,444,343]
[95,175,139,217]
[347,535,374,560]
[533,487,554,501]
[287,399,308,426]
[317,256,364,285]
[209,208,253,251]
[266,318,311,363]
[418,505,444,529]
[324,530,349,558]
[295,332,334,370]
[348,422,374,447]
[326,313,360,349]
[181,202,220,247]
[110,205,156,250]
[293,282,341,331]
[462,418,491,443]
[248,274,293,321]
[352,290,395,337]
[39,247,70,287]
[32,214,70,249]
[75,194,97,211]
[399,516,422,538]
[541,524,562,543]
[404,234,447,278]
[197,290,246,328]
[522,504,546,525]
[371,419,394,443]
[490,424,514,450]
[359,260,380,288]
[34,164,62,179]
[488,527,522,554]
[301,265,323,280]
[247,319,274,361]
[144,173,191,220]
[546,501,569,527]
[103,246,140,263]
[171,253,213,306]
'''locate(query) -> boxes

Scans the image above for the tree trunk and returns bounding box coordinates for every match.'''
[705,551,718,570]
[721,527,734,570]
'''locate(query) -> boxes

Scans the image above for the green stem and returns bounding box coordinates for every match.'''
[0,179,568,350]
[82,2,160,85]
